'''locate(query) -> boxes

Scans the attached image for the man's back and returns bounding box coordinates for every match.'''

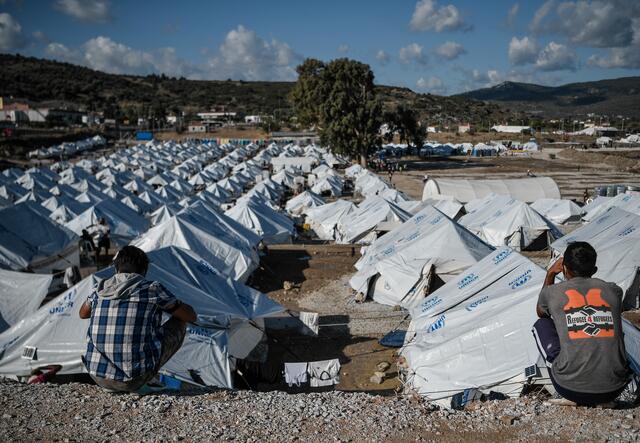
[84,273,177,381]
[538,276,629,393]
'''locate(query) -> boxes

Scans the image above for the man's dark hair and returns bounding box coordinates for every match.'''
[113,246,149,275]
[563,242,597,277]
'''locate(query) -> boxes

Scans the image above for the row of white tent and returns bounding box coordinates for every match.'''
[28,135,107,159]
[0,140,351,388]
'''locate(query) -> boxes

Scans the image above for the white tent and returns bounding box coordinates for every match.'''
[398,198,464,220]
[530,198,584,225]
[0,269,52,333]
[422,177,561,203]
[311,174,344,197]
[65,199,150,247]
[550,207,640,305]
[401,247,545,408]
[132,211,259,283]
[285,191,325,216]
[459,194,561,250]
[583,193,640,222]
[304,199,356,241]
[344,164,364,178]
[0,246,284,388]
[354,172,389,198]
[350,205,493,307]
[335,197,412,244]
[225,200,295,245]
[0,202,80,272]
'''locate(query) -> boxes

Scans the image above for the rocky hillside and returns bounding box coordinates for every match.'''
[458,77,640,118]
[0,54,507,125]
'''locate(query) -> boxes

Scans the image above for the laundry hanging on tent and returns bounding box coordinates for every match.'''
[284,362,308,387]
[308,359,341,387]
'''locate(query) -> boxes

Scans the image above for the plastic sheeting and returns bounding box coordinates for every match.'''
[422,177,561,203]
[459,194,561,250]
[0,246,284,388]
[401,248,545,408]
[350,205,493,307]
[0,269,52,333]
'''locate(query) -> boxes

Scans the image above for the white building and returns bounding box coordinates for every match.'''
[244,115,262,124]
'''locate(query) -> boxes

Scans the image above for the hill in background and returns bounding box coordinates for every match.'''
[457,77,640,118]
[0,54,507,126]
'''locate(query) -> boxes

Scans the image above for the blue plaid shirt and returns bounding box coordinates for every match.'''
[84,274,177,381]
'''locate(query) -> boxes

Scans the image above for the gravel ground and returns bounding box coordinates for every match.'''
[1,378,639,442]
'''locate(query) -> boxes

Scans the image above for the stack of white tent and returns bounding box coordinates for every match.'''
[350,205,493,307]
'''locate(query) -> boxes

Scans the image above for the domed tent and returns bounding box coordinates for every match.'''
[350,205,493,308]
[422,177,561,204]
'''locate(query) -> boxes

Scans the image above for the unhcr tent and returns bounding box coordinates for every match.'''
[401,248,545,408]
[65,199,150,247]
[530,198,584,225]
[459,194,561,250]
[583,193,640,222]
[350,205,493,307]
[225,200,295,245]
[0,202,80,272]
[0,247,283,388]
[304,199,356,241]
[0,269,52,333]
[422,177,561,203]
[311,174,344,197]
[336,197,412,244]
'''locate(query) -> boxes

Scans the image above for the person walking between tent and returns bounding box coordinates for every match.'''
[532,242,630,407]
[89,218,110,267]
[79,246,197,393]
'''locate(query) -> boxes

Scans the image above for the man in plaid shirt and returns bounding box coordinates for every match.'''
[79,246,197,392]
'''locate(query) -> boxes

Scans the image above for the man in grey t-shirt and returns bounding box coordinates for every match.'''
[533,241,630,406]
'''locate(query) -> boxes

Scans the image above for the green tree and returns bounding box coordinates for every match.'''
[290,58,383,167]
[383,104,426,149]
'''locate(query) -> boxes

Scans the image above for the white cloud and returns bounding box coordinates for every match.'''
[535,41,578,71]
[337,44,349,54]
[435,41,466,60]
[0,12,26,51]
[32,30,50,44]
[416,75,446,94]
[55,0,112,23]
[399,43,428,65]
[206,25,301,81]
[409,0,471,32]
[508,36,538,65]
[376,50,390,65]
[43,26,301,81]
[530,0,639,49]
[506,3,520,27]
[529,0,555,33]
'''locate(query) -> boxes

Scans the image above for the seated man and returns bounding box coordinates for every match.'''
[79,246,197,392]
[533,241,630,406]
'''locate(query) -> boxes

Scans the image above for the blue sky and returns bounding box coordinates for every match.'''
[1,0,639,95]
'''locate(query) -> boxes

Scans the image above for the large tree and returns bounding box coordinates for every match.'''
[384,104,426,149]
[290,58,383,167]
